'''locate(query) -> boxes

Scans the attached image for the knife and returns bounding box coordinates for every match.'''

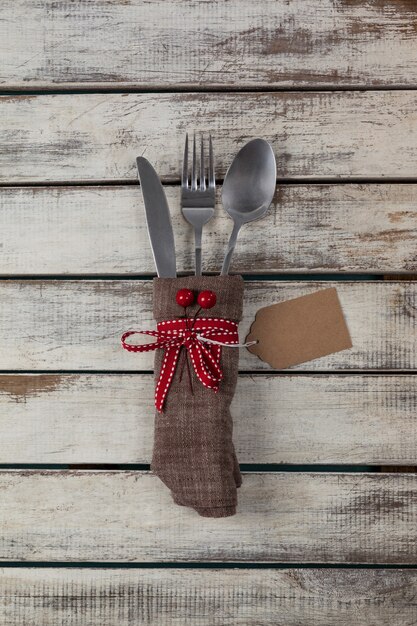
[136,157,177,277]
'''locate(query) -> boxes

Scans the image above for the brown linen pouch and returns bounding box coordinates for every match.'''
[152,275,244,517]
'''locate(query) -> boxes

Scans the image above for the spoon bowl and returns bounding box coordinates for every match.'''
[221,138,276,275]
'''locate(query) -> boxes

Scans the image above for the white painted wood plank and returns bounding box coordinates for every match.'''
[1,1,417,88]
[1,567,416,625]
[0,471,415,563]
[1,374,416,465]
[1,92,417,183]
[0,280,414,371]
[1,184,416,275]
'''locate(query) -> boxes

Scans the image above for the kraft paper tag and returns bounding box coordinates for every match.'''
[246,287,352,369]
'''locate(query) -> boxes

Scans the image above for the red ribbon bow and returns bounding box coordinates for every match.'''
[121,317,239,412]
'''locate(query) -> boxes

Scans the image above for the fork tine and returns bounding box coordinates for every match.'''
[200,136,205,190]
[182,133,188,188]
[208,134,215,189]
[191,133,197,190]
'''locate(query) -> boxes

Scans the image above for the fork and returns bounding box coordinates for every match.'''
[181,133,215,276]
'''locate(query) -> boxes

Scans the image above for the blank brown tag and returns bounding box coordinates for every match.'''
[246,287,352,369]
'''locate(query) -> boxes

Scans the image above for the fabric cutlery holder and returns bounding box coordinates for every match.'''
[152,275,244,517]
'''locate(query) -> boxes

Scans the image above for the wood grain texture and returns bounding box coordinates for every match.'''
[1,567,417,626]
[1,184,416,275]
[1,1,417,89]
[0,280,415,371]
[0,470,416,563]
[1,374,417,465]
[2,92,417,183]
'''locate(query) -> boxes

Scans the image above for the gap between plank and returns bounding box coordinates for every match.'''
[0,464,381,472]
[0,562,416,569]
[0,370,416,375]
[0,274,384,281]
[3,178,417,187]
[2,85,417,96]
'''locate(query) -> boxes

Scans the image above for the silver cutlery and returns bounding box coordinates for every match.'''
[220,139,276,275]
[136,156,177,277]
[181,133,215,276]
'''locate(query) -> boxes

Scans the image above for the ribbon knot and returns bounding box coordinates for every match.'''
[121,317,240,412]
[183,328,196,345]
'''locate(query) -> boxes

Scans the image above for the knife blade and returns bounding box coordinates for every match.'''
[136,157,177,278]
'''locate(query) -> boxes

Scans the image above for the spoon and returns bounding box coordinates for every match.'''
[220,138,276,275]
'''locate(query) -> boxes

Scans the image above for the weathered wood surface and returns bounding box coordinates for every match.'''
[1,184,416,275]
[2,92,417,183]
[0,280,415,371]
[0,471,416,563]
[1,568,417,626]
[1,374,417,465]
[2,1,417,89]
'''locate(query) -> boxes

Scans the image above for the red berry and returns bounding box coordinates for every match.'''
[197,290,217,309]
[176,288,195,308]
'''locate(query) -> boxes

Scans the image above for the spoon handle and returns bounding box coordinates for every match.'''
[221,222,241,275]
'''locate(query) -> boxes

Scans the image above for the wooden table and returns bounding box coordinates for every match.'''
[0,2,417,624]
